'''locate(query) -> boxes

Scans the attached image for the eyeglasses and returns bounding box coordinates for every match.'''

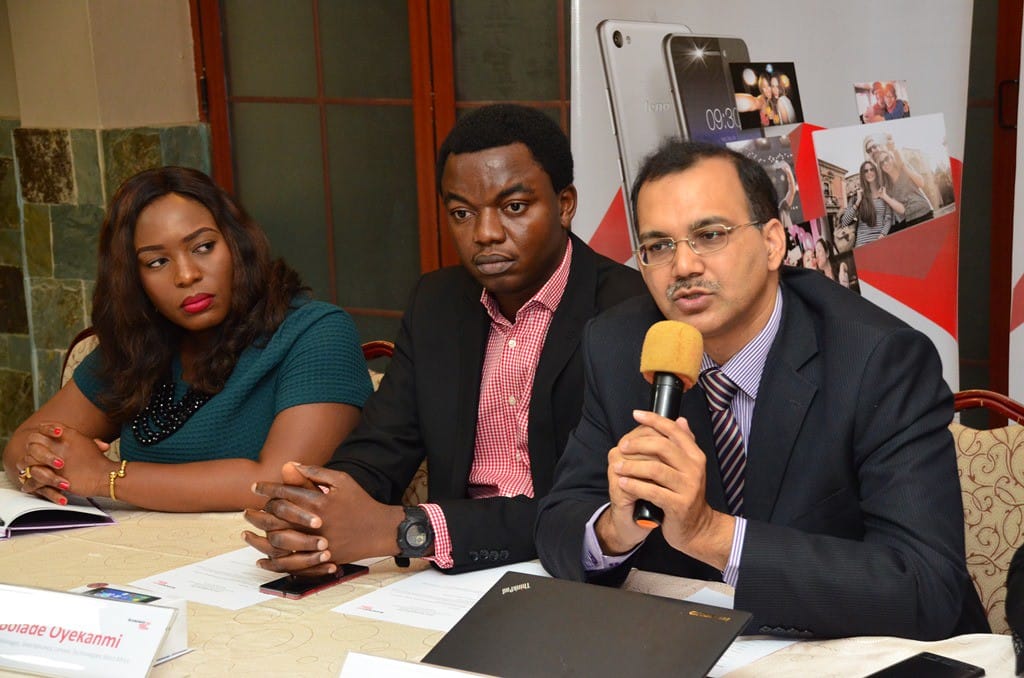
[634,221,762,267]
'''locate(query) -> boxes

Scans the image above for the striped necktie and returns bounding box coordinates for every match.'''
[699,368,745,516]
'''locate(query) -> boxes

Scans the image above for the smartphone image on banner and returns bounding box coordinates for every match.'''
[597,19,691,237]
[81,587,162,604]
[259,563,370,600]
[665,34,763,146]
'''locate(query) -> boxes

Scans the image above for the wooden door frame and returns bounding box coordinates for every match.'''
[989,0,1023,397]
[410,0,458,271]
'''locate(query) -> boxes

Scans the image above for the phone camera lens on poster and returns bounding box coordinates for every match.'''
[612,30,623,48]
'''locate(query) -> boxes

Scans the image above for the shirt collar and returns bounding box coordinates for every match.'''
[480,237,573,325]
[700,285,783,400]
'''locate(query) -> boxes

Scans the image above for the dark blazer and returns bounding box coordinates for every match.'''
[1007,547,1024,671]
[536,267,988,639]
[327,233,645,573]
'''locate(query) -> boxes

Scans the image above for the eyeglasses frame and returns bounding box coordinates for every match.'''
[633,220,764,267]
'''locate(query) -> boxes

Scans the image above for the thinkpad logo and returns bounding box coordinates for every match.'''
[500,582,531,595]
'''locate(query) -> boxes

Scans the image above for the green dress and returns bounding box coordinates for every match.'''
[74,300,372,463]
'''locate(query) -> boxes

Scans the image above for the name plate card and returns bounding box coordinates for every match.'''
[0,584,175,677]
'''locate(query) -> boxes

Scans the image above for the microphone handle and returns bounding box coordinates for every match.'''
[634,372,684,528]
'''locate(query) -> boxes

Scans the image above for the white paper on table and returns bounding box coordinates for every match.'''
[339,652,486,677]
[131,546,280,610]
[685,586,735,610]
[333,561,550,632]
[708,637,798,677]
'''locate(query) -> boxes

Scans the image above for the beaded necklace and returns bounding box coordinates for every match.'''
[129,380,212,446]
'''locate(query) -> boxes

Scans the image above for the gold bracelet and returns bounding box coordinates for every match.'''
[109,460,127,501]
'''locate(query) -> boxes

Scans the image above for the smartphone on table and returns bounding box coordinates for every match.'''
[81,586,161,604]
[865,651,985,677]
[259,563,369,600]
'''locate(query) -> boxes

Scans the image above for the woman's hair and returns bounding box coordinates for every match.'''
[877,150,897,173]
[815,237,837,277]
[857,161,879,227]
[801,247,817,270]
[92,166,307,421]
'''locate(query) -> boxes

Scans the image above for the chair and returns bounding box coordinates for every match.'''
[361,339,394,391]
[60,328,121,461]
[952,389,1024,634]
[61,327,99,387]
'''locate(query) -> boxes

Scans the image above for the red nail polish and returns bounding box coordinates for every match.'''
[59,481,70,490]
[53,458,65,469]
[53,427,62,436]
[59,497,67,506]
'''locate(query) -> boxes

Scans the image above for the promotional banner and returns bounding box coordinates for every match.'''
[571,0,972,390]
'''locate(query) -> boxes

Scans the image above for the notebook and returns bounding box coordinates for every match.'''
[0,487,113,539]
[423,571,751,678]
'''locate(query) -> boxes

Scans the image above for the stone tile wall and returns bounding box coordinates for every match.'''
[0,119,31,449]
[0,123,210,448]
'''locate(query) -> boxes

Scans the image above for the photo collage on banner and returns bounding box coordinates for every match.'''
[811,112,955,277]
[855,80,912,123]
[724,135,866,292]
[593,15,952,302]
[730,62,804,129]
[592,17,874,297]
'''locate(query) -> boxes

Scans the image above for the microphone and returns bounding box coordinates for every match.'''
[633,320,703,528]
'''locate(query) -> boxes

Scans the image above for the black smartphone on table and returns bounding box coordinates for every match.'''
[259,563,369,600]
[865,651,985,677]
[81,586,162,604]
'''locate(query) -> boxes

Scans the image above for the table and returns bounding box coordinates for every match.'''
[0,482,1013,676]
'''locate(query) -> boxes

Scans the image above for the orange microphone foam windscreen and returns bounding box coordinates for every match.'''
[639,321,703,390]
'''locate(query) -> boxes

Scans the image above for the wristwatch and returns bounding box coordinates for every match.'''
[396,506,434,558]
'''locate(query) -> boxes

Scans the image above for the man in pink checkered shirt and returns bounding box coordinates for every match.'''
[244,105,644,574]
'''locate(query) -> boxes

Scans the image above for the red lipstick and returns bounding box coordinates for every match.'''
[181,293,214,314]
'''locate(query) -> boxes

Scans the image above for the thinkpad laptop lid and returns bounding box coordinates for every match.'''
[423,571,751,678]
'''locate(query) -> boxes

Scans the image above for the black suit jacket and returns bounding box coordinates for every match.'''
[1008,547,1024,670]
[327,234,644,573]
[536,267,988,639]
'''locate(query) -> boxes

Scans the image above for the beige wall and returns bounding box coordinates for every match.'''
[0,1,19,118]
[7,0,198,128]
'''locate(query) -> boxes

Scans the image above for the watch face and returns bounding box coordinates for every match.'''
[407,524,428,548]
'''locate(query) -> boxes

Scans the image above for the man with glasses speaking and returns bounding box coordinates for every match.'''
[535,140,988,640]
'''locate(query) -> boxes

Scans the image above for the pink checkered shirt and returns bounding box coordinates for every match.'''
[422,239,573,569]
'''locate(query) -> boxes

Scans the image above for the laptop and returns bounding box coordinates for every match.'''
[423,571,751,678]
